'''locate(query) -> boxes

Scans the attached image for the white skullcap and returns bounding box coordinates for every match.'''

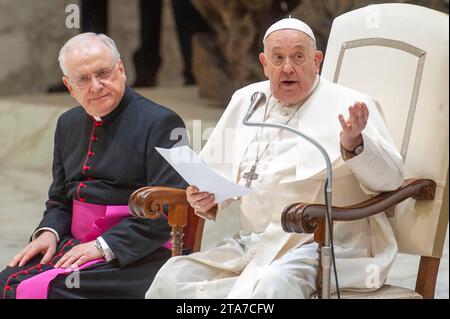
[263,18,316,42]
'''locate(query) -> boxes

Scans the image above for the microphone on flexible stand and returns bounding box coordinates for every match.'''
[242,91,339,299]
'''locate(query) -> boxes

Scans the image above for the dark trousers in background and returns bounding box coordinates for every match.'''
[81,0,210,87]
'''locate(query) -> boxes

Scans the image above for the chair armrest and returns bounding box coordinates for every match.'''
[129,186,189,220]
[128,186,193,256]
[281,178,436,234]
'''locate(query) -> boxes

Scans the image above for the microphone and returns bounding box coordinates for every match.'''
[242,91,339,299]
[243,91,267,123]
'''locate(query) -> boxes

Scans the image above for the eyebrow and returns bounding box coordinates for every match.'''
[75,65,112,77]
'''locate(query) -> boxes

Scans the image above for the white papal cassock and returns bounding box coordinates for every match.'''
[146,77,405,298]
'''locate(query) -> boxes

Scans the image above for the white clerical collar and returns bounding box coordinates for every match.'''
[93,116,102,121]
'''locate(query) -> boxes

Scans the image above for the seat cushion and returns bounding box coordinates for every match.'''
[332,285,423,299]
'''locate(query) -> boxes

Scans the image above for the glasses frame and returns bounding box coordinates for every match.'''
[67,61,119,89]
[270,53,308,67]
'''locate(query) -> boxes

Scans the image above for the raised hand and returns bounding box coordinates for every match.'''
[338,102,369,151]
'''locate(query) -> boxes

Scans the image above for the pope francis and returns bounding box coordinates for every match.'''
[146,18,405,299]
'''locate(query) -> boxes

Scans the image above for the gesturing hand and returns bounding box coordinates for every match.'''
[54,241,102,269]
[8,230,57,267]
[339,102,369,151]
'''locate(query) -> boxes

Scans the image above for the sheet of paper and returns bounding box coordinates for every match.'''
[156,146,252,203]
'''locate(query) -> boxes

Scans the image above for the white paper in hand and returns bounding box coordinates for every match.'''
[155,146,252,203]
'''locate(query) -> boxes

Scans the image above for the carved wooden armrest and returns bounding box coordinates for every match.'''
[128,186,194,256]
[281,178,436,298]
[281,178,436,234]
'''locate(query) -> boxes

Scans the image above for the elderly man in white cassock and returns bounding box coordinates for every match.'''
[146,18,404,299]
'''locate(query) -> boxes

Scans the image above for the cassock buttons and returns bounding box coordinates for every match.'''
[89,151,95,156]
[94,121,103,127]
[91,136,98,142]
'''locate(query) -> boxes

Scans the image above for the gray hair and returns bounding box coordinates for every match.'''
[58,32,121,76]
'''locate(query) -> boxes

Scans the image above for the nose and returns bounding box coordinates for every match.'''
[282,60,295,73]
[89,76,104,92]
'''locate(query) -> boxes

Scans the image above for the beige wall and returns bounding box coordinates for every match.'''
[0,0,183,96]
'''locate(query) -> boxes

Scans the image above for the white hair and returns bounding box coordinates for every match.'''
[58,32,121,76]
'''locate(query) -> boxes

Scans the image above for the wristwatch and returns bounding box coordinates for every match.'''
[341,142,364,160]
[94,239,105,257]
[354,144,364,155]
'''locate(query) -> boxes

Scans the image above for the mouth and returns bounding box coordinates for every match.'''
[90,94,110,101]
[280,80,299,88]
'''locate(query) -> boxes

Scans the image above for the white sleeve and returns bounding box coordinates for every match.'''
[97,236,116,262]
[344,132,405,193]
[32,227,60,242]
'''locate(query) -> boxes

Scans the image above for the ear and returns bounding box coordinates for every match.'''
[259,52,269,78]
[62,76,74,96]
[117,59,127,81]
[314,50,324,72]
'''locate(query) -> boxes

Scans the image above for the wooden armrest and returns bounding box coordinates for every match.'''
[129,186,188,219]
[281,178,436,234]
[128,186,198,256]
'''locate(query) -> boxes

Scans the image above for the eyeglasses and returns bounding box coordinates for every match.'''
[69,62,118,89]
[270,53,306,67]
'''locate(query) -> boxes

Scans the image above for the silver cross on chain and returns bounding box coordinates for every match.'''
[243,164,259,188]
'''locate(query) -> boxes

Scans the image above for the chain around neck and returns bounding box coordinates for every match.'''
[253,78,321,164]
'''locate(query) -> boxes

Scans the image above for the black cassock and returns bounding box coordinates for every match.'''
[0,86,188,298]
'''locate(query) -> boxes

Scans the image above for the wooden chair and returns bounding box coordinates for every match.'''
[128,186,203,256]
[282,4,449,299]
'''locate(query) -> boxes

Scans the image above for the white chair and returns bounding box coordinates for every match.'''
[282,3,448,299]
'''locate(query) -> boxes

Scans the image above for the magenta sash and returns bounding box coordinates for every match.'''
[16,200,130,299]
[71,200,131,243]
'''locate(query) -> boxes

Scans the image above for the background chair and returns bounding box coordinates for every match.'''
[282,3,449,298]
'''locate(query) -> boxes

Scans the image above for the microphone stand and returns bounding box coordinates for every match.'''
[243,102,333,299]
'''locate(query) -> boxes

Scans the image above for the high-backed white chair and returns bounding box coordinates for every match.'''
[282,3,448,298]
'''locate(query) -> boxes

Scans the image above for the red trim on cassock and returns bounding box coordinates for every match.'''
[2,240,74,299]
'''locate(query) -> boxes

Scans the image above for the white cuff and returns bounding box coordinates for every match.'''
[32,227,60,242]
[97,236,116,262]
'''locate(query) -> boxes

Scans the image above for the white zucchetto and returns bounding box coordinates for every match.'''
[263,18,316,42]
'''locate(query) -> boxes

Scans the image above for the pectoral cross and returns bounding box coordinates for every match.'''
[243,164,259,188]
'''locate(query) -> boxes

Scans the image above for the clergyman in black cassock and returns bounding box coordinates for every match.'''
[0,33,188,299]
